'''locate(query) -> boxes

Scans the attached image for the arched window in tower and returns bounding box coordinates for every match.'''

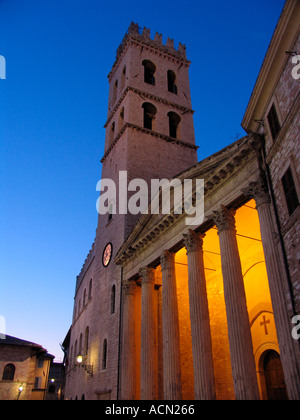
[2,364,15,381]
[121,66,126,90]
[168,111,181,138]
[110,122,115,144]
[142,60,156,85]
[167,70,178,94]
[111,285,116,314]
[102,339,107,370]
[119,107,124,131]
[142,102,157,130]
[113,79,118,104]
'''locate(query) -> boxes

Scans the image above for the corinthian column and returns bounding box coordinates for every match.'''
[139,267,158,400]
[120,281,138,400]
[160,250,182,400]
[213,206,260,400]
[183,230,216,400]
[243,180,300,400]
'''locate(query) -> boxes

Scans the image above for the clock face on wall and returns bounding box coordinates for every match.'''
[102,243,113,267]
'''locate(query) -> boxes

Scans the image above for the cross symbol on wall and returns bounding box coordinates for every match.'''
[260,315,271,335]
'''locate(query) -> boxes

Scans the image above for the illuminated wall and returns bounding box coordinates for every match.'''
[173,200,278,400]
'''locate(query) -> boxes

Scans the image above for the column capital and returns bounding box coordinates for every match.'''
[242,179,271,208]
[183,230,205,254]
[160,250,175,271]
[139,267,156,285]
[123,280,138,296]
[212,206,236,233]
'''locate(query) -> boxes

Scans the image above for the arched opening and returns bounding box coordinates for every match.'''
[112,79,118,103]
[142,102,157,130]
[167,70,177,94]
[121,65,126,90]
[142,60,156,85]
[262,350,288,400]
[109,122,115,144]
[84,326,89,356]
[168,111,181,139]
[2,364,15,381]
[111,285,116,314]
[102,339,108,370]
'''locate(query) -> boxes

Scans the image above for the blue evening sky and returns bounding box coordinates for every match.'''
[0,0,285,360]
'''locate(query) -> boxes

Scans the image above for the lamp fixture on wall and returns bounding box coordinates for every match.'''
[76,354,93,377]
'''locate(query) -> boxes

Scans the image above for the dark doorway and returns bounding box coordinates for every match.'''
[263,351,288,400]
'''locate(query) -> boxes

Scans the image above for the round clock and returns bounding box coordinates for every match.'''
[102,243,113,267]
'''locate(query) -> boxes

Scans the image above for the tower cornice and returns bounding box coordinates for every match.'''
[105,85,194,128]
[100,122,198,164]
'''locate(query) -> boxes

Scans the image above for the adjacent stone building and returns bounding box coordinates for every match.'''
[0,335,54,400]
[64,0,300,400]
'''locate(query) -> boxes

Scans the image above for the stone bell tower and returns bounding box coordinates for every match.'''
[90,23,197,400]
[100,22,198,235]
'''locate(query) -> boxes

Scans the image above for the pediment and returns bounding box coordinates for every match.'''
[114,133,262,265]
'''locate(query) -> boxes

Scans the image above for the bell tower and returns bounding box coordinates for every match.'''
[92,23,197,400]
[99,22,198,236]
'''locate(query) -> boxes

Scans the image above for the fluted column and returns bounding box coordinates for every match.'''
[120,281,138,400]
[213,206,260,400]
[243,180,300,400]
[183,230,216,400]
[140,267,158,400]
[160,250,182,400]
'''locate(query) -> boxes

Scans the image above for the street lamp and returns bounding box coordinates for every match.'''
[17,384,24,400]
[76,354,93,377]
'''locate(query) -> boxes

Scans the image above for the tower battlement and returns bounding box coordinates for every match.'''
[109,22,188,80]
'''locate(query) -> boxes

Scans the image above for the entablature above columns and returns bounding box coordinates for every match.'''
[114,134,264,276]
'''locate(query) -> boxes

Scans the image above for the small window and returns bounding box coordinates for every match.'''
[37,358,44,368]
[111,285,116,314]
[113,80,118,103]
[142,103,157,130]
[110,122,115,144]
[121,66,126,90]
[119,107,124,131]
[84,327,89,356]
[83,289,86,307]
[168,111,181,139]
[2,364,15,381]
[88,279,92,299]
[79,333,83,355]
[34,377,42,389]
[142,60,156,85]
[102,339,107,370]
[267,104,281,140]
[282,167,299,216]
[167,70,177,94]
